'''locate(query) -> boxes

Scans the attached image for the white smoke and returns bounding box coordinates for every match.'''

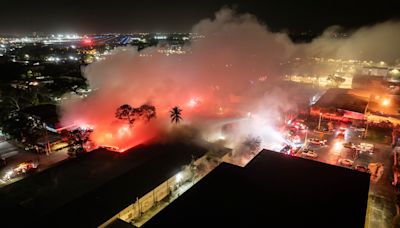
[60,8,400,152]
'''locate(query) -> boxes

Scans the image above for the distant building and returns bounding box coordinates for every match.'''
[311,88,368,121]
[386,68,400,83]
[352,75,385,90]
[312,88,400,125]
[359,66,389,77]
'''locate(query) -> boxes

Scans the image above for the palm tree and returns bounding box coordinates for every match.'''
[170,106,182,124]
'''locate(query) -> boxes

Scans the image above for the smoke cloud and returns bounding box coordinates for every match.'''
[299,21,400,64]
[60,8,400,151]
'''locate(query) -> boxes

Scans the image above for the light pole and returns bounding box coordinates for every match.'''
[43,123,51,155]
[302,130,308,151]
[364,96,371,139]
[318,113,322,131]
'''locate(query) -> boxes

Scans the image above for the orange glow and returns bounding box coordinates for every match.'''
[87,118,160,153]
[382,98,390,106]
[334,142,343,151]
[187,97,201,108]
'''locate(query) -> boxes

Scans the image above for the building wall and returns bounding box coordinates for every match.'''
[100,155,206,227]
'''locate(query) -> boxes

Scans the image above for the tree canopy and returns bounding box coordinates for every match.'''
[2,111,45,145]
[116,103,157,126]
[62,128,93,156]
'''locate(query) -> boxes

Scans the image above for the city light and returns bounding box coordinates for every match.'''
[176,172,183,182]
[3,170,13,180]
[333,141,343,152]
[382,98,390,106]
[83,38,93,44]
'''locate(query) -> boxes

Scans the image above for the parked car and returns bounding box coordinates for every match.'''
[354,143,374,154]
[338,158,354,167]
[280,145,293,155]
[301,149,318,158]
[290,120,307,130]
[355,165,370,173]
[355,127,366,132]
[342,142,354,148]
[308,138,327,146]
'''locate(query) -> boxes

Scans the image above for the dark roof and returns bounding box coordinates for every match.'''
[0,142,207,227]
[314,88,368,113]
[108,219,137,228]
[145,150,370,227]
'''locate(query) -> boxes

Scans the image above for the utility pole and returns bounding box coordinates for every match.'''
[318,113,322,130]
[364,95,371,138]
[304,130,308,144]
[365,121,369,139]
[43,123,51,155]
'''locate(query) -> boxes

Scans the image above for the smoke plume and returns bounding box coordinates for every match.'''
[300,21,400,64]
[60,8,400,151]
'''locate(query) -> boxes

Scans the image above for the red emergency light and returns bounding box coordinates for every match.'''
[83,39,93,45]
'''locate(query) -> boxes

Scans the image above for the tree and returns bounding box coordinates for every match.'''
[116,104,157,127]
[138,104,156,122]
[170,106,183,124]
[66,128,93,156]
[242,135,261,154]
[116,104,134,126]
[235,135,261,156]
[2,111,45,145]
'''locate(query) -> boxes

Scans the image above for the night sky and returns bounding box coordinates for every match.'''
[1,0,399,34]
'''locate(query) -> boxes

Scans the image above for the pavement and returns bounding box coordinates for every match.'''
[293,126,396,227]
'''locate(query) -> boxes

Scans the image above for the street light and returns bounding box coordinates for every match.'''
[365,96,391,138]
[333,141,343,152]
[382,98,390,106]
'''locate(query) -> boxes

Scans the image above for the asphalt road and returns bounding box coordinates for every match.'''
[0,144,69,187]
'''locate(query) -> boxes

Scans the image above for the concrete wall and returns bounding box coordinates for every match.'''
[100,155,204,227]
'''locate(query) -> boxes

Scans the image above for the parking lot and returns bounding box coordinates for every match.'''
[286,119,396,227]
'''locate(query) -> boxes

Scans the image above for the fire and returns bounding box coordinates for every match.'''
[117,125,131,137]
[86,118,159,153]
